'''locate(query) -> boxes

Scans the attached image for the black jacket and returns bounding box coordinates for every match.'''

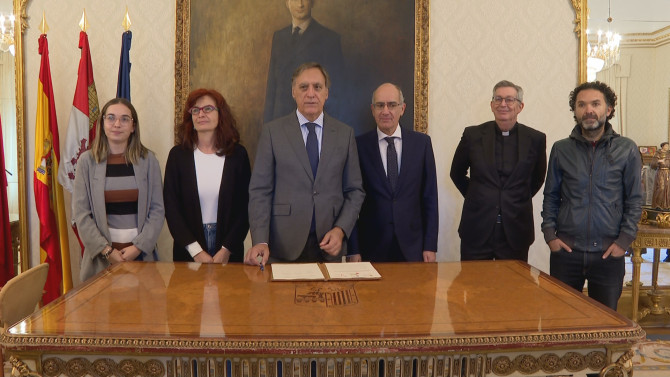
[451,121,546,251]
[541,123,642,252]
[164,144,250,262]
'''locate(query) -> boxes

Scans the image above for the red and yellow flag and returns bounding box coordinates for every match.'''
[58,31,99,256]
[58,31,99,194]
[34,34,72,304]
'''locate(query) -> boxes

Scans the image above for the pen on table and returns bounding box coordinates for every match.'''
[259,262,264,272]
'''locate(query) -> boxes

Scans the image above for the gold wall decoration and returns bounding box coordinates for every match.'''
[12,0,31,271]
[572,0,588,83]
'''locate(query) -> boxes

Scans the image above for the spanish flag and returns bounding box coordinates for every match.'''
[34,34,72,304]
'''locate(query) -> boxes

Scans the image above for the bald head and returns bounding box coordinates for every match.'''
[371,83,406,136]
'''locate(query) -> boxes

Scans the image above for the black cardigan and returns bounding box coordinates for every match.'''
[163,143,250,262]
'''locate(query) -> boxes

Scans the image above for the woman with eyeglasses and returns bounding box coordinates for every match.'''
[74,98,165,282]
[164,89,250,263]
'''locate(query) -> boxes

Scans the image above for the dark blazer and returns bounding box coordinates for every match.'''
[450,121,546,251]
[353,127,439,262]
[164,144,251,262]
[263,19,345,123]
[248,112,365,261]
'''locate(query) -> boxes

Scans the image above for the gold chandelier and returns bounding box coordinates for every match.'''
[0,12,15,56]
[586,0,621,77]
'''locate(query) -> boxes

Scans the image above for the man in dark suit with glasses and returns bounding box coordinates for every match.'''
[348,83,438,263]
[450,80,546,262]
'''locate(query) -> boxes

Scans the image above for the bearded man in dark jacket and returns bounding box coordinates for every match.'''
[542,81,642,310]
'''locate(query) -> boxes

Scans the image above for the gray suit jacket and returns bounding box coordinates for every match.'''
[73,150,165,282]
[249,112,365,261]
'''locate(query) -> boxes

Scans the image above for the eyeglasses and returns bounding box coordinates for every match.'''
[373,102,402,110]
[189,105,218,115]
[103,114,133,126]
[492,96,520,105]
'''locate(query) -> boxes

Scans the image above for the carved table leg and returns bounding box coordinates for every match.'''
[631,247,643,322]
[648,248,667,315]
[600,349,633,377]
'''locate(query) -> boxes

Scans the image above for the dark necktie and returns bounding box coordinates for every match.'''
[292,26,301,44]
[306,123,319,178]
[385,136,398,192]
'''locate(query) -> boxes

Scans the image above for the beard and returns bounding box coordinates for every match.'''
[580,115,606,132]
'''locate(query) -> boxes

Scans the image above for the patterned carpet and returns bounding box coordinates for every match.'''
[633,340,670,375]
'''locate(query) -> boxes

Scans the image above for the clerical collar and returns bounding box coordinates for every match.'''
[495,123,517,137]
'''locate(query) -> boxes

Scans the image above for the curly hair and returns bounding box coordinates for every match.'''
[569,81,617,121]
[177,88,240,156]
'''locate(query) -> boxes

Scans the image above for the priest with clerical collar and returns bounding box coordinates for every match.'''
[450,80,547,262]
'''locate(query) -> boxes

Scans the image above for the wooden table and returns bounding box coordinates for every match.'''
[630,223,670,322]
[1,261,643,377]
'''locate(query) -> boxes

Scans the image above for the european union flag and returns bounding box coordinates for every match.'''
[116,30,132,101]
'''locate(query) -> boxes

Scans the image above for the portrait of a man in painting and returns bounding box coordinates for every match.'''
[263,0,345,124]
[183,0,418,161]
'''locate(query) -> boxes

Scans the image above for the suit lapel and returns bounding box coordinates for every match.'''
[318,116,338,182]
[283,116,315,181]
[367,131,390,192]
[507,124,532,184]
[481,123,501,186]
[296,21,321,57]
[395,128,413,193]
[517,125,531,163]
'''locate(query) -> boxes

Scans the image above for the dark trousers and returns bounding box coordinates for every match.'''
[369,235,407,262]
[549,249,625,310]
[460,222,529,262]
[270,233,341,263]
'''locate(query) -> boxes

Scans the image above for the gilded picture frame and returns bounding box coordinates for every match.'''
[174,0,429,161]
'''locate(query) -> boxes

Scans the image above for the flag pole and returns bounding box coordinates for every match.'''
[116,7,132,101]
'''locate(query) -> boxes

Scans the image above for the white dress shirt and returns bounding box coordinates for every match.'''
[297,110,324,156]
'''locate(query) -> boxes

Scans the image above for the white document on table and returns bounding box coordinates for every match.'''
[324,262,381,280]
[271,263,325,281]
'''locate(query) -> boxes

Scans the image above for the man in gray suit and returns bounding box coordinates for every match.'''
[246,62,365,266]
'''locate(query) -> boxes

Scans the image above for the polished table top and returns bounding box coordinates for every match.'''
[2,261,643,353]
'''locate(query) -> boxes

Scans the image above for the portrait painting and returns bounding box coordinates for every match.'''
[175,0,428,162]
